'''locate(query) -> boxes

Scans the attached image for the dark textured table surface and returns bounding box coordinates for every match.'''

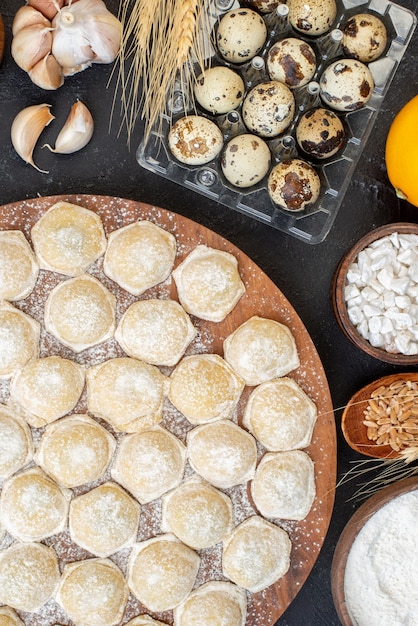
[0,1,417,624]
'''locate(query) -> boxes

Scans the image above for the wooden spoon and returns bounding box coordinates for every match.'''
[0,14,4,64]
[341,372,418,459]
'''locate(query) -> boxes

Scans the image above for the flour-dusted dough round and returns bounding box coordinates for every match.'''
[9,355,85,428]
[172,244,246,322]
[86,356,167,432]
[116,298,197,366]
[161,475,234,549]
[31,201,107,276]
[0,230,39,301]
[173,580,247,626]
[0,405,33,480]
[56,558,128,626]
[44,273,116,352]
[0,466,71,542]
[35,414,116,488]
[169,353,244,425]
[103,221,177,296]
[222,515,292,592]
[0,542,60,612]
[224,316,300,386]
[187,419,257,488]
[251,450,316,520]
[127,534,200,612]
[125,617,168,626]
[69,481,140,557]
[243,377,317,451]
[111,426,186,504]
[0,301,40,379]
[0,606,25,626]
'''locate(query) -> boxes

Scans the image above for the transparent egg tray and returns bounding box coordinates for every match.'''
[137,0,416,244]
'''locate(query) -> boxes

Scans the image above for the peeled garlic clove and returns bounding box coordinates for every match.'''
[44,100,94,154]
[28,0,65,21]
[12,23,53,72]
[12,5,51,36]
[29,52,64,90]
[11,103,54,173]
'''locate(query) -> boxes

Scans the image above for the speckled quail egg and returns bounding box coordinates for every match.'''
[287,0,337,36]
[168,115,224,166]
[319,58,374,111]
[242,80,295,138]
[296,107,345,159]
[342,13,388,63]
[216,8,268,64]
[267,38,317,89]
[221,133,271,188]
[268,158,321,211]
[194,66,245,115]
[246,0,280,13]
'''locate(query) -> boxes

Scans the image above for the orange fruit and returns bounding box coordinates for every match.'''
[385,95,418,207]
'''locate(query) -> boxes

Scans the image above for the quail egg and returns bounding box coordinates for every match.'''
[194,66,245,115]
[268,158,321,211]
[168,115,224,166]
[216,8,268,64]
[246,0,280,13]
[296,107,345,159]
[319,58,374,112]
[221,133,271,188]
[287,0,337,36]
[267,37,317,89]
[342,13,388,63]
[242,80,295,138]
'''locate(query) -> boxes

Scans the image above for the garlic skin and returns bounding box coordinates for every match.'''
[44,100,94,154]
[29,52,64,90]
[12,23,53,72]
[11,103,55,173]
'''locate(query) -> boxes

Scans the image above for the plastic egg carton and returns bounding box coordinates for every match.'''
[137,0,416,244]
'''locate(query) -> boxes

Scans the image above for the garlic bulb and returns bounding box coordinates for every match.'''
[11,103,54,173]
[44,100,94,153]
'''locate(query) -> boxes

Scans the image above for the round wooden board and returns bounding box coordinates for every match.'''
[0,195,336,626]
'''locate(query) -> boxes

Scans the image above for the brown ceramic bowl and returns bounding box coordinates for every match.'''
[332,223,418,365]
[331,475,418,626]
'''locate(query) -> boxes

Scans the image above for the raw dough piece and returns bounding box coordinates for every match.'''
[222,515,292,592]
[161,475,234,549]
[44,273,116,352]
[0,230,39,301]
[173,580,247,626]
[187,419,257,488]
[127,534,200,612]
[223,316,300,386]
[56,558,128,626]
[31,201,107,276]
[103,221,176,296]
[251,450,316,520]
[69,481,140,557]
[0,300,40,379]
[172,244,246,322]
[0,542,60,612]
[86,357,167,432]
[111,426,186,504]
[36,413,116,488]
[125,618,168,626]
[0,606,25,625]
[243,377,317,451]
[0,405,33,480]
[9,355,85,428]
[0,466,71,542]
[115,298,197,366]
[169,353,244,424]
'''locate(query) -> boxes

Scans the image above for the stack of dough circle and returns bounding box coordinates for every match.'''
[56,558,128,626]
[30,201,107,276]
[0,606,25,625]
[103,221,176,296]
[86,356,167,432]
[127,534,200,612]
[35,413,116,487]
[172,244,246,322]
[0,301,40,379]
[161,475,234,549]
[173,580,247,626]
[0,405,33,480]
[9,355,85,427]
[44,273,116,352]
[115,298,197,366]
[169,353,244,424]
[0,230,39,301]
